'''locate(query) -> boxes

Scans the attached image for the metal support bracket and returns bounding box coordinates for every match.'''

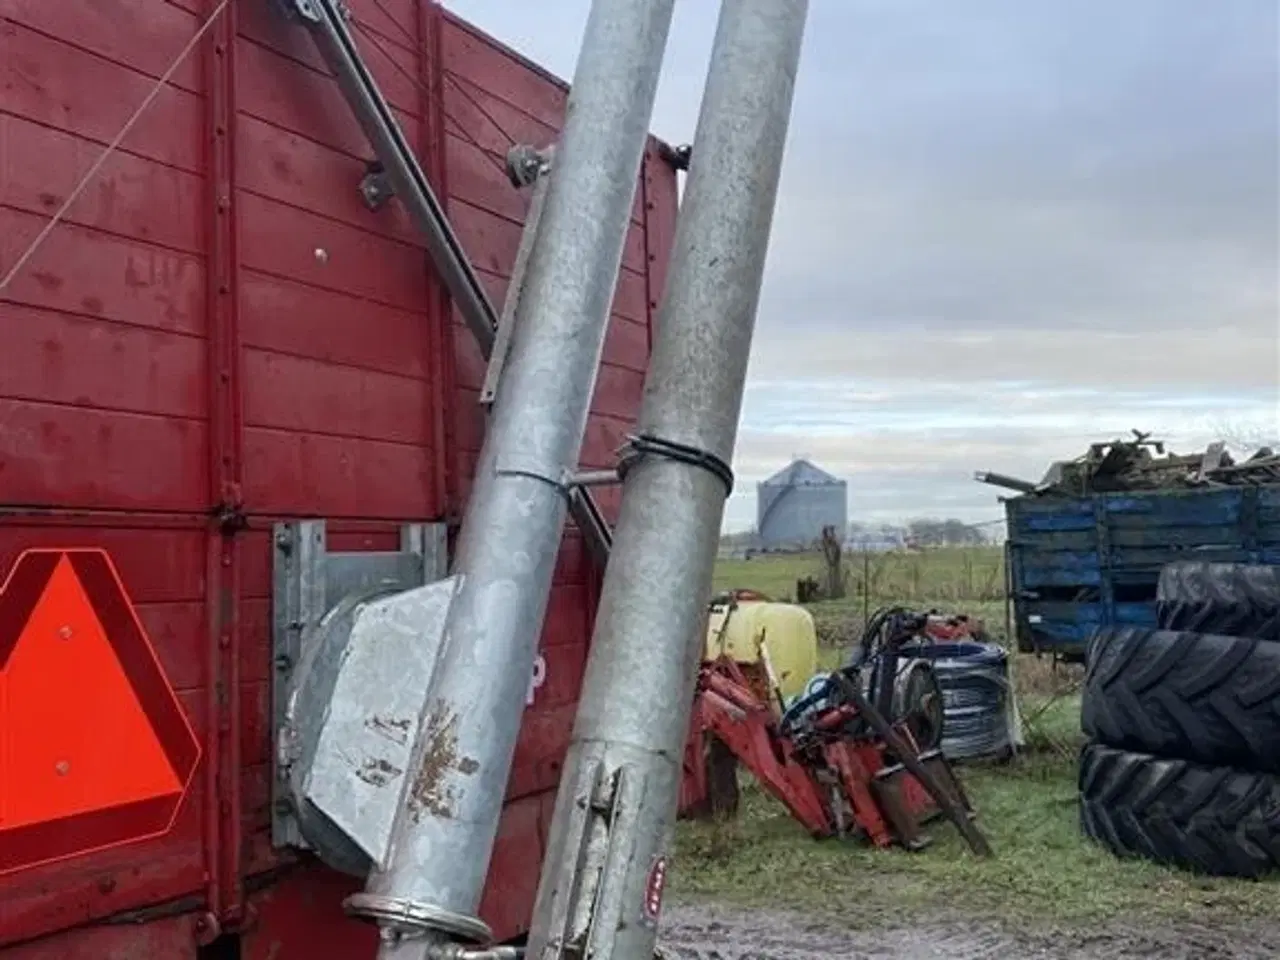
[567,469,620,489]
[360,160,394,211]
[480,145,556,407]
[270,519,447,857]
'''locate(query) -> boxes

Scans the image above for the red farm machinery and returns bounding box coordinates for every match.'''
[0,2,828,960]
[679,599,991,855]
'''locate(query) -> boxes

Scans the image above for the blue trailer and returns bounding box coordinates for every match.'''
[1004,484,1280,658]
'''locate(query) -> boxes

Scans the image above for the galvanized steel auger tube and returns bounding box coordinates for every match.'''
[524,3,810,958]
[343,1,678,957]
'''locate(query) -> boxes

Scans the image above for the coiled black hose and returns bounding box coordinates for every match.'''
[898,641,1011,761]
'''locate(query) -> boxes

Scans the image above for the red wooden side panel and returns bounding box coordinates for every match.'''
[0,0,680,955]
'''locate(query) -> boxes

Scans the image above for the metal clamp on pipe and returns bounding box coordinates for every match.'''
[617,433,736,497]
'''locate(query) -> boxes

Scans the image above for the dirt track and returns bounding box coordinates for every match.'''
[657,903,1280,960]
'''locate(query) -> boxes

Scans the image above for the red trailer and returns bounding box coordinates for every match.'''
[0,1,679,956]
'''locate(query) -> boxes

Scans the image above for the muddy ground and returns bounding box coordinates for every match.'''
[656,903,1280,960]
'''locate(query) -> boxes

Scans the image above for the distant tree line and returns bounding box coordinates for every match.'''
[720,518,998,550]
[901,518,990,548]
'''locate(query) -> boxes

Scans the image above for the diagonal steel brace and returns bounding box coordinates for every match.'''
[276,0,614,565]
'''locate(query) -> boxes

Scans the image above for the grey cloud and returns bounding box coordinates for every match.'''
[443,0,1278,526]
[754,0,1278,360]
[720,377,1279,526]
[744,327,1279,393]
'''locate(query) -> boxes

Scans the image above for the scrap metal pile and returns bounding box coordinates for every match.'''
[976,430,1279,497]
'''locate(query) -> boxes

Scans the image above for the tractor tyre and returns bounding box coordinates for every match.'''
[1079,742,1280,878]
[1156,562,1280,642]
[1083,627,1280,775]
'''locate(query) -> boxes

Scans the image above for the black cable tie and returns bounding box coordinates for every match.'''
[617,433,735,497]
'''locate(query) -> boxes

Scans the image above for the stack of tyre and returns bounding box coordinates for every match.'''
[1079,561,1280,878]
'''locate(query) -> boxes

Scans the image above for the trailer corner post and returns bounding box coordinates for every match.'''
[524,2,809,958]
[343,1,678,956]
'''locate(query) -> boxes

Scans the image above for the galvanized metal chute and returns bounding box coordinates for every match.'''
[268,0,677,957]
[525,2,810,958]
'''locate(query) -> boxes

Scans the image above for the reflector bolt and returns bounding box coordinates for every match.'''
[55,760,70,776]
[58,625,73,640]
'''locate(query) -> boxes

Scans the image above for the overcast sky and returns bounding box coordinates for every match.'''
[445,0,1280,531]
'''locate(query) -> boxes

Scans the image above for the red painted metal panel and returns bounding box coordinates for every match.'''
[239,271,428,378]
[603,316,651,372]
[0,21,203,173]
[237,194,429,311]
[0,208,206,335]
[591,364,648,422]
[0,0,680,952]
[236,793,549,960]
[0,114,205,254]
[234,34,423,163]
[440,16,567,131]
[643,141,681,341]
[0,401,209,511]
[475,794,546,938]
[3,0,205,94]
[242,350,432,446]
[241,428,434,517]
[1,911,197,960]
[2,304,206,418]
[235,114,418,245]
[236,0,423,120]
[581,411,636,471]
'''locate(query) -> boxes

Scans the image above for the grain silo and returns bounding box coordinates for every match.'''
[756,458,848,550]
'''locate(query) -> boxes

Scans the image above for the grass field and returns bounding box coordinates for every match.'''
[714,545,1009,650]
[672,547,1278,930]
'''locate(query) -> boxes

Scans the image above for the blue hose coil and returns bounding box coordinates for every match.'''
[898,641,1011,761]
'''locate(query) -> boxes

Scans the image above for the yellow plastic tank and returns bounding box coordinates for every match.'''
[704,599,819,701]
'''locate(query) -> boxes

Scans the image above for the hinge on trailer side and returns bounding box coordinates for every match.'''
[214,484,248,534]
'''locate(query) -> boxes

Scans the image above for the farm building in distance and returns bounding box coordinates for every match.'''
[756,458,849,550]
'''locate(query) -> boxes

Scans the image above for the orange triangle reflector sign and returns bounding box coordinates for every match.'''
[0,549,201,875]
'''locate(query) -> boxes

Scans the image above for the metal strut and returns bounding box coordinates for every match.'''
[277,0,618,567]
[281,0,496,353]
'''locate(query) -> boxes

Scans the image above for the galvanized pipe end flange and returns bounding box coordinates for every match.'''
[344,892,493,945]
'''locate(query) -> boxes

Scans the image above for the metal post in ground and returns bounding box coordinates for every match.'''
[524,2,809,958]
[342,1,677,956]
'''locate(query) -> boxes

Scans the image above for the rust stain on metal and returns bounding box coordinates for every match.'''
[366,712,413,746]
[408,700,480,821]
[355,756,403,788]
